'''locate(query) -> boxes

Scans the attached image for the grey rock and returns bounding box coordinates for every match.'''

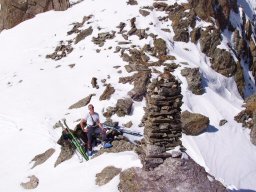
[116,98,133,117]
[74,26,93,44]
[68,94,95,109]
[99,84,115,101]
[30,148,55,169]
[219,119,228,126]
[96,166,122,186]
[118,157,226,192]
[20,175,39,190]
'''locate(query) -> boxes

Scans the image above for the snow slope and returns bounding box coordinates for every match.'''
[0,0,256,191]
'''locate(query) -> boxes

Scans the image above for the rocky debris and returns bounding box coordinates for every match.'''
[116,22,126,33]
[46,41,73,60]
[99,84,115,101]
[190,27,201,43]
[219,119,228,126]
[68,94,95,109]
[250,112,256,145]
[128,71,151,101]
[30,148,55,169]
[181,110,210,135]
[235,94,256,129]
[94,139,136,157]
[91,77,99,89]
[142,70,183,170]
[127,0,138,5]
[96,166,122,186]
[169,5,196,43]
[68,64,76,68]
[0,0,70,31]
[124,64,149,73]
[21,175,39,190]
[181,67,204,95]
[121,47,151,66]
[115,98,133,117]
[139,9,150,17]
[92,31,116,47]
[74,26,93,44]
[118,157,227,192]
[67,15,93,35]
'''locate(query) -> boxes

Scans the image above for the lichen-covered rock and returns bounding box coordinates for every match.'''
[96,166,122,186]
[181,110,210,135]
[118,157,227,192]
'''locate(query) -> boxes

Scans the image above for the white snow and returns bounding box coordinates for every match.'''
[0,0,256,191]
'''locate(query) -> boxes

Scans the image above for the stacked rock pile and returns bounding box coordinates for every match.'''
[143,69,183,170]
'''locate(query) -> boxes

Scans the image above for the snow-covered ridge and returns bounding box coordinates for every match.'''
[0,0,256,191]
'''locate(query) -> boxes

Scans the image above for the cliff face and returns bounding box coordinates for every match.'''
[0,0,70,31]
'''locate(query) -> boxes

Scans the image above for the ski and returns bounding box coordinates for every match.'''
[103,124,143,137]
[59,119,89,161]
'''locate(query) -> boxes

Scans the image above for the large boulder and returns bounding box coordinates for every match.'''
[0,0,70,31]
[181,110,210,135]
[118,157,226,192]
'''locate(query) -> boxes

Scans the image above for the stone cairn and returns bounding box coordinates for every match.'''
[143,69,183,170]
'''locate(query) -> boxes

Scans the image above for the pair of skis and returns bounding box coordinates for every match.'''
[59,119,89,161]
[103,124,143,137]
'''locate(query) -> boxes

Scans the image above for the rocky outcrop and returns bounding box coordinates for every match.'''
[189,0,238,30]
[128,71,151,101]
[118,157,227,192]
[96,166,122,186]
[116,98,133,117]
[46,40,73,60]
[142,69,183,170]
[21,175,39,190]
[68,94,95,109]
[0,0,70,31]
[99,84,115,101]
[235,94,256,129]
[74,26,93,44]
[181,110,210,135]
[181,67,204,95]
[30,148,55,169]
